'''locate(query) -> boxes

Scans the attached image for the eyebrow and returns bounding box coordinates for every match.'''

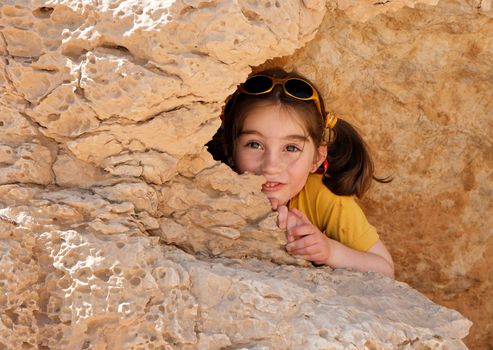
[239,130,309,142]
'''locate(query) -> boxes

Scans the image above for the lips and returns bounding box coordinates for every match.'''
[262,181,285,192]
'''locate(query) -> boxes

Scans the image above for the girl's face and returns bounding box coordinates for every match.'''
[233,103,326,208]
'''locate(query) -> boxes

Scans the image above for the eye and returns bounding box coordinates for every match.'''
[245,141,263,150]
[285,144,302,152]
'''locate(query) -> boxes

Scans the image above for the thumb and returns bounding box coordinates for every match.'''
[269,197,279,210]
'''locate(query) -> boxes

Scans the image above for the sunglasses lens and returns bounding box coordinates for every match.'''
[242,75,273,94]
[284,79,314,99]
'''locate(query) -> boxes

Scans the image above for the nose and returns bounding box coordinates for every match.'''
[260,150,283,176]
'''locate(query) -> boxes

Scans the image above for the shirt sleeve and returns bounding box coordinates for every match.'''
[324,196,380,252]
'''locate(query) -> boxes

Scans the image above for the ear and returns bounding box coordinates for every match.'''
[311,145,327,173]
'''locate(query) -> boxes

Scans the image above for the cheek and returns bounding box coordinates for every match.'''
[233,148,254,173]
[290,155,315,181]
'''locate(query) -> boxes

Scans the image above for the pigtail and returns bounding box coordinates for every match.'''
[322,118,391,198]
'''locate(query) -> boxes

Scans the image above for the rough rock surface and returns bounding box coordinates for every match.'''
[0,0,482,349]
[270,1,493,348]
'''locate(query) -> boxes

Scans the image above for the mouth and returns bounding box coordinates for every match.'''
[262,181,285,192]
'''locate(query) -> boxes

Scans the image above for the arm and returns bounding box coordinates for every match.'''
[319,239,394,278]
[278,206,394,278]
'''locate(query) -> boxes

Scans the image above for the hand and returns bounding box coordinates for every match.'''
[276,205,302,237]
[269,197,280,210]
[279,207,333,265]
[276,207,394,277]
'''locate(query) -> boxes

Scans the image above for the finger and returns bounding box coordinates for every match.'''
[269,197,279,210]
[287,241,319,256]
[286,212,300,243]
[288,224,317,240]
[289,208,311,225]
[286,235,315,252]
[286,212,303,242]
[289,243,326,262]
[277,205,288,229]
[292,252,327,265]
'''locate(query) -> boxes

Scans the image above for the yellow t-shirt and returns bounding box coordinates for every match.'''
[288,173,379,252]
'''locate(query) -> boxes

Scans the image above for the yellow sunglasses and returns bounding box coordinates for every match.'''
[239,75,323,118]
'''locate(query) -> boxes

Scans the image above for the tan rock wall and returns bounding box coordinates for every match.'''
[0,0,484,349]
[271,1,493,348]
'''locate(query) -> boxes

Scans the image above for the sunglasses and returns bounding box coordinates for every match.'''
[239,75,323,117]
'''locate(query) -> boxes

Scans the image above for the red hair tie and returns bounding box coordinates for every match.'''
[322,159,329,173]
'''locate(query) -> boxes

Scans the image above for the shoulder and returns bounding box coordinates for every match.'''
[300,174,368,224]
[301,175,379,252]
[303,174,354,206]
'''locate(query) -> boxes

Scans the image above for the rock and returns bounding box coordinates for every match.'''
[0,0,481,349]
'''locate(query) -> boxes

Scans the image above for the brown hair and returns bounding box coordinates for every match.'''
[209,68,390,198]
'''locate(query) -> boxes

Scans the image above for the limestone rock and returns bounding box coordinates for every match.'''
[0,0,479,349]
[275,0,493,347]
[31,228,469,349]
[0,223,39,350]
[0,142,54,185]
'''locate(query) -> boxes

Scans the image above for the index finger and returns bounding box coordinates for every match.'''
[269,197,280,210]
[277,205,288,229]
[289,208,311,225]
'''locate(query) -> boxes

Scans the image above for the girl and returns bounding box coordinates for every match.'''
[211,68,394,278]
